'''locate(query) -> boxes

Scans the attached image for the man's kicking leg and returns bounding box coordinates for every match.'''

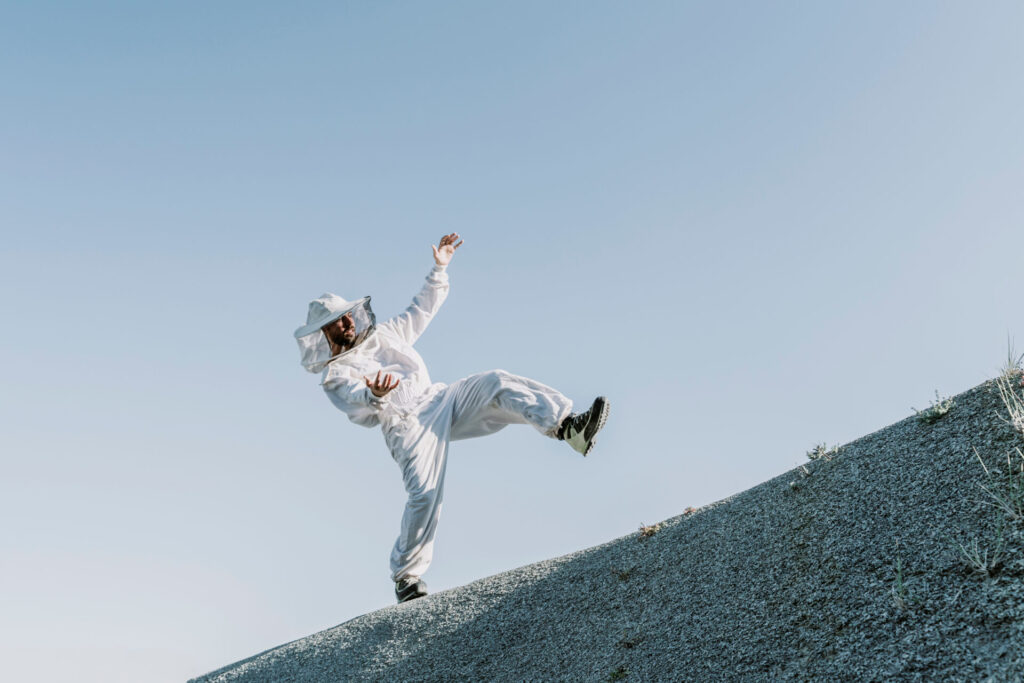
[449,369,609,455]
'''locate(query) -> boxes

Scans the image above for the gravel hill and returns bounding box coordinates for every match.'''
[193,378,1024,682]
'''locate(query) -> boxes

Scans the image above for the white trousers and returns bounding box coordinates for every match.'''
[384,370,574,582]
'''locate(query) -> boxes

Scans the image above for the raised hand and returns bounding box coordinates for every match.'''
[364,370,400,398]
[431,232,464,267]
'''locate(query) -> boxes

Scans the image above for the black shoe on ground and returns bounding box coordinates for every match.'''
[395,577,428,603]
[557,396,610,456]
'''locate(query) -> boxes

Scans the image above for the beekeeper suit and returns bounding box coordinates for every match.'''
[294,233,609,603]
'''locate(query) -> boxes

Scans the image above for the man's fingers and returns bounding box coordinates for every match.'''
[435,233,462,252]
[454,239,464,250]
[365,372,397,395]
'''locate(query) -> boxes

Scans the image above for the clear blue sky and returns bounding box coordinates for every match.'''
[2,2,1022,680]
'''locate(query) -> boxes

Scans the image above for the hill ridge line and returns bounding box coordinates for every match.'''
[193,377,1024,681]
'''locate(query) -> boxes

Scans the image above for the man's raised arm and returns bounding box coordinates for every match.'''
[384,233,464,345]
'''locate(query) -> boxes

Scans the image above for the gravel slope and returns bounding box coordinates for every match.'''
[192,378,1024,682]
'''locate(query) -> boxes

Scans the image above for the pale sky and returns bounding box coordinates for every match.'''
[2,2,1023,681]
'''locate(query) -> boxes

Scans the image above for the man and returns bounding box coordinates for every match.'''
[294,233,609,604]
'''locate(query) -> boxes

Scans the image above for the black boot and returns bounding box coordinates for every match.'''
[557,396,610,456]
[395,577,428,603]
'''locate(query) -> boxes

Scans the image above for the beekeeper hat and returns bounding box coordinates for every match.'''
[294,294,371,339]
[294,293,376,373]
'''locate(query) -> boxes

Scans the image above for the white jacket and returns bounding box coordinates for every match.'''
[320,264,450,428]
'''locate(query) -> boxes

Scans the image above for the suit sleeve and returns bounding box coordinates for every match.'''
[381,264,450,345]
[322,371,389,429]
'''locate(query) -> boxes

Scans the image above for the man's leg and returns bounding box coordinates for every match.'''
[448,369,574,441]
[388,413,451,588]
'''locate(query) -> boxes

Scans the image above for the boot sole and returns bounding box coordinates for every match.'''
[582,397,610,456]
[395,580,428,603]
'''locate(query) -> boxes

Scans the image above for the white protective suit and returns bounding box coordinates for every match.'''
[296,264,574,582]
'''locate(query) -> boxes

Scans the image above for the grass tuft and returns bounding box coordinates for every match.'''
[994,371,1024,436]
[973,447,1024,521]
[912,390,955,424]
[638,523,663,539]
[1000,333,1024,378]
[954,528,1006,577]
[806,443,839,461]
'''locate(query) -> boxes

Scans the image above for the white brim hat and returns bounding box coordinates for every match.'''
[294,294,371,339]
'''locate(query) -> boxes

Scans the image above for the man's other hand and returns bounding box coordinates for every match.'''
[431,232,464,266]
[365,370,400,398]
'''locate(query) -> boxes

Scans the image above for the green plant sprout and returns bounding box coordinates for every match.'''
[890,538,919,611]
[954,529,1006,577]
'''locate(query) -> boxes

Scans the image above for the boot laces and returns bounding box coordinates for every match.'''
[560,408,590,439]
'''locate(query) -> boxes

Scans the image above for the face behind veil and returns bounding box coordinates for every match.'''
[295,296,376,373]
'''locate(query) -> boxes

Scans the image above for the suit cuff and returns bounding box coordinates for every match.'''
[367,389,390,409]
[428,263,449,284]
